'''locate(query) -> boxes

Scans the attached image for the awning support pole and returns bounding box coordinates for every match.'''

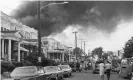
[18,42,20,62]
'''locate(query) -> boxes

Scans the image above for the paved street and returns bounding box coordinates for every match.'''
[65,71,128,80]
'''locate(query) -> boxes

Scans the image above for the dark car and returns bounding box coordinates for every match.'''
[92,61,102,74]
[43,66,64,80]
[58,65,72,77]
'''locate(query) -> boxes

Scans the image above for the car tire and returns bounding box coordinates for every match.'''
[60,76,64,80]
[55,77,58,80]
[66,74,69,77]
[70,73,72,76]
[93,71,95,74]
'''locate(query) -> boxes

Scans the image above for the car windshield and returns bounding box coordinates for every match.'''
[59,65,69,69]
[121,59,128,65]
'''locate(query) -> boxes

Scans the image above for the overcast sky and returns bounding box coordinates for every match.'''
[1,0,133,54]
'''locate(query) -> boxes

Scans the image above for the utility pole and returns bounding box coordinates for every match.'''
[73,31,78,48]
[37,1,42,64]
[118,50,120,58]
[79,37,84,50]
[83,41,87,60]
[83,41,87,54]
[73,31,78,60]
[79,37,85,60]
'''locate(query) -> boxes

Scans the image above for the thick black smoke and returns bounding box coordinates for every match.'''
[11,1,133,36]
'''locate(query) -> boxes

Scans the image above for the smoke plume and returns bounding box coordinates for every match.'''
[11,1,133,37]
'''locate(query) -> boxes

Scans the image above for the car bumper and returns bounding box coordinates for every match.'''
[50,74,57,79]
[63,71,71,75]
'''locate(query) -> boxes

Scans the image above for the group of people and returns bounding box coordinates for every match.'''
[76,61,91,72]
[99,61,112,80]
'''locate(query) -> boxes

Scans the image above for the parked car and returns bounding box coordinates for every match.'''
[9,66,51,80]
[58,65,72,77]
[43,66,64,80]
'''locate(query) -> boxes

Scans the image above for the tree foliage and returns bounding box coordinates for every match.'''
[73,47,82,56]
[91,47,103,59]
[24,53,54,66]
[123,37,133,58]
[102,52,108,60]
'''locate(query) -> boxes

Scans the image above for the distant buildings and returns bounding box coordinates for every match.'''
[0,11,72,62]
[41,37,72,62]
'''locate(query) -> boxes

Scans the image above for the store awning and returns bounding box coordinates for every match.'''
[15,46,29,52]
[20,40,37,46]
[1,31,24,41]
[20,47,29,52]
[20,39,38,46]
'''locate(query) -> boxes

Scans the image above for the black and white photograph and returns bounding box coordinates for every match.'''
[1,0,133,80]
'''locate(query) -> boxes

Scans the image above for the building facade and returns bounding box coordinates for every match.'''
[1,11,71,62]
[41,37,70,62]
[0,11,38,62]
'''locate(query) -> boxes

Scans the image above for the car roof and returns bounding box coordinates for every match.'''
[45,66,58,67]
[58,65,69,66]
[16,66,37,69]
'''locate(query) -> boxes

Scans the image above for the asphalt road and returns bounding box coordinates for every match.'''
[64,70,129,80]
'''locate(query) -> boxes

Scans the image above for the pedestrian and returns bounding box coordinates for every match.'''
[105,61,111,80]
[82,61,86,72]
[99,61,105,80]
[76,61,80,72]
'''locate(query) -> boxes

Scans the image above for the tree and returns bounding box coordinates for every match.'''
[91,47,103,59]
[24,52,54,66]
[73,47,82,57]
[102,52,108,60]
[123,37,133,58]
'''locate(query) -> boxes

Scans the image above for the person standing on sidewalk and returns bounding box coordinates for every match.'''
[105,61,111,80]
[99,61,105,80]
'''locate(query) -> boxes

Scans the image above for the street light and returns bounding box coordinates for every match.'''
[37,1,69,64]
[40,2,69,11]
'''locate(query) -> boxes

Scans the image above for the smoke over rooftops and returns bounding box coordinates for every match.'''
[11,1,133,37]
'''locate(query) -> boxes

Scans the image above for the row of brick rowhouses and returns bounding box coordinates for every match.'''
[0,11,74,62]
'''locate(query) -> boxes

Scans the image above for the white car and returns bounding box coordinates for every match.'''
[43,66,64,80]
[58,65,72,77]
[10,66,51,80]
